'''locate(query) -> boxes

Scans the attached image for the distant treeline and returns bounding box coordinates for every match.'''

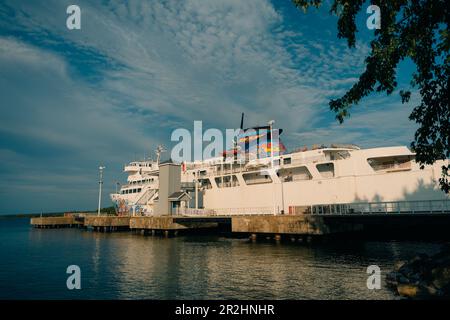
[0,206,117,219]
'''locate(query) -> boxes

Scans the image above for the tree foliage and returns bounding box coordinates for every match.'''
[292,0,450,193]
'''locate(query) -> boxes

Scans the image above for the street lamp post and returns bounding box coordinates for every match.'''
[268,120,276,214]
[97,166,106,216]
[268,120,275,168]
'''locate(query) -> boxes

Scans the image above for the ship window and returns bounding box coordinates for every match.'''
[137,188,142,192]
[243,172,272,185]
[214,175,239,188]
[316,163,334,178]
[367,156,411,172]
[278,166,312,182]
[283,158,291,165]
[199,178,212,189]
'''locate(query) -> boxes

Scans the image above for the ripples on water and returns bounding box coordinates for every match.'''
[0,218,444,300]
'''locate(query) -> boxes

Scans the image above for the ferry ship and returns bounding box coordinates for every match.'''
[110,120,449,216]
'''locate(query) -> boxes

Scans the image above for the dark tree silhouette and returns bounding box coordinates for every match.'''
[292,0,449,193]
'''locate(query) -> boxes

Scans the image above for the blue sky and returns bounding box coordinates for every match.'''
[0,0,418,214]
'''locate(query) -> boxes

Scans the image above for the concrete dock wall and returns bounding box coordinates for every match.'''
[130,216,188,230]
[30,216,81,228]
[84,216,130,227]
[31,213,450,240]
[231,215,363,235]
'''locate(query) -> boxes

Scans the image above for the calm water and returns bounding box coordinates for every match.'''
[0,217,445,300]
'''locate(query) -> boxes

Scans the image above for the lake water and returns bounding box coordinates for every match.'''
[0,217,445,300]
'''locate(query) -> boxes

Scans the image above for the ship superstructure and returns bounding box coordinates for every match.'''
[111,120,449,216]
[111,146,164,215]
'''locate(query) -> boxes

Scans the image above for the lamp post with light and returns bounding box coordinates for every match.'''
[97,166,106,216]
[267,120,276,214]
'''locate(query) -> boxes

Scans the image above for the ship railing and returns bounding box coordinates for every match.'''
[199,155,331,177]
[310,199,450,215]
[288,155,327,166]
[175,206,273,216]
[175,208,216,216]
[136,189,156,205]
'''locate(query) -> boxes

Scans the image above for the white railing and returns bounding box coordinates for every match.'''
[311,199,450,215]
[175,206,273,216]
[136,189,156,205]
[175,208,216,216]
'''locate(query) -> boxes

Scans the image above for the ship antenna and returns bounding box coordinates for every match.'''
[240,112,244,129]
[155,145,166,164]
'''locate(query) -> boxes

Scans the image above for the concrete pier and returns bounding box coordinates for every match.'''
[30,211,450,241]
[84,216,131,232]
[30,216,82,228]
[231,215,362,235]
[130,216,188,231]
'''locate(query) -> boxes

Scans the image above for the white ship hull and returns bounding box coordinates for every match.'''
[188,146,449,215]
[201,160,447,214]
[111,141,449,216]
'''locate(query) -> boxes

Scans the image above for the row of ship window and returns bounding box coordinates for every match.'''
[121,188,142,194]
[129,178,155,185]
